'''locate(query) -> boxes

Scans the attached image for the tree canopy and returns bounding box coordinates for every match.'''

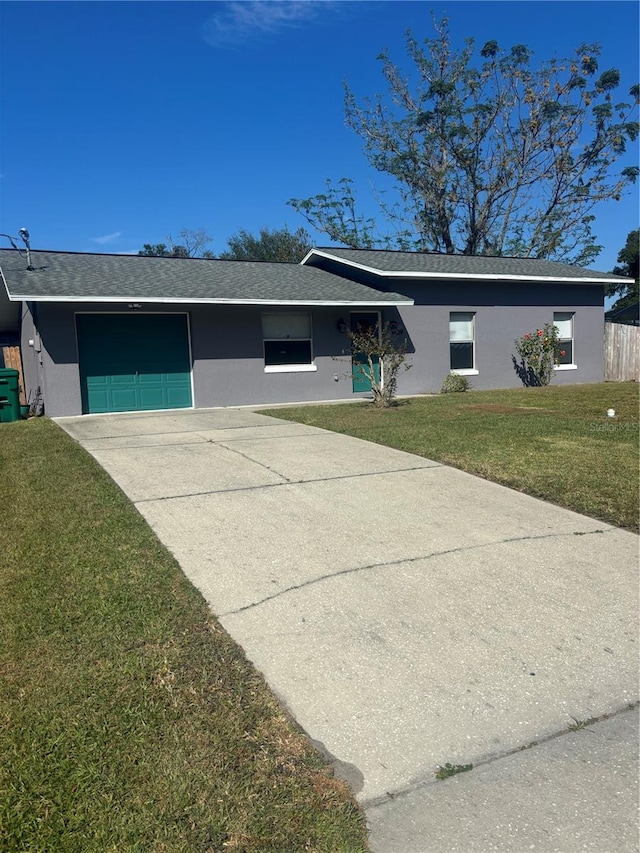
[138,243,181,258]
[138,229,214,258]
[607,229,639,310]
[218,227,313,263]
[138,227,312,263]
[289,18,639,265]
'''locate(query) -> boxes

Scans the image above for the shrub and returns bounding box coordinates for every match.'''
[440,372,470,393]
[513,323,561,386]
[349,322,411,408]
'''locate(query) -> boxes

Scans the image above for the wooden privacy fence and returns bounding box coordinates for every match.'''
[604,322,640,381]
[0,343,26,404]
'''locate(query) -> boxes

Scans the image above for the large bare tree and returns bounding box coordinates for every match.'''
[290,18,639,265]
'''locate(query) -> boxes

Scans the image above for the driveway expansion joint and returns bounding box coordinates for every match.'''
[132,463,445,504]
[214,439,292,483]
[221,527,612,616]
[361,702,640,811]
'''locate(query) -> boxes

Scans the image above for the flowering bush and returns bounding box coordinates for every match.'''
[513,323,560,386]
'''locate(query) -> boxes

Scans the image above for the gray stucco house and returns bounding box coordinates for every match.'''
[0,246,630,417]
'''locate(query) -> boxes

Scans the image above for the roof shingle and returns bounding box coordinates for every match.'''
[307,248,628,282]
[0,250,412,305]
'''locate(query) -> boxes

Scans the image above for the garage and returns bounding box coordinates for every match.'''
[76,313,192,414]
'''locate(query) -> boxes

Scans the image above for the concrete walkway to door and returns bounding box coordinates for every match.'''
[56,408,639,852]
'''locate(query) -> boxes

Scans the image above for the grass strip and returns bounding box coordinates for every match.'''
[0,418,369,853]
[263,383,639,532]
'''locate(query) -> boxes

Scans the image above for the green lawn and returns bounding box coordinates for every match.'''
[0,419,369,853]
[263,383,639,532]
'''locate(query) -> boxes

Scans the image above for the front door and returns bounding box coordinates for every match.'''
[350,311,380,392]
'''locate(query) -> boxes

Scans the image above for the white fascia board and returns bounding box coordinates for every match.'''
[306,250,630,285]
[0,268,10,300]
[392,271,631,284]
[9,294,414,307]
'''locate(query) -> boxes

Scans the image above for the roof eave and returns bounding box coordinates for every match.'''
[7,294,414,307]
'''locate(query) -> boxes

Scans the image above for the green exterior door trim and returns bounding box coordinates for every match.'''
[350,311,381,393]
[77,313,192,414]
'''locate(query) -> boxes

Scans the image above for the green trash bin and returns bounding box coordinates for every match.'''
[0,368,21,423]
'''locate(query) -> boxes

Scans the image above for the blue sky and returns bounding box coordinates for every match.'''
[0,0,638,277]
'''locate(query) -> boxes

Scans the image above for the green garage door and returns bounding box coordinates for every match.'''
[77,314,192,414]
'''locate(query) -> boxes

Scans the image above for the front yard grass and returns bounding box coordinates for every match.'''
[0,419,369,852]
[263,383,639,532]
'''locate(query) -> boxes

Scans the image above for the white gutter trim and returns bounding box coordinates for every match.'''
[305,250,631,285]
[7,294,414,307]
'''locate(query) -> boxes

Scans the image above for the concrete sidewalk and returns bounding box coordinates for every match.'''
[57,408,639,852]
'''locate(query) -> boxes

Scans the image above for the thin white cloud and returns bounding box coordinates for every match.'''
[91,231,122,245]
[202,1,332,48]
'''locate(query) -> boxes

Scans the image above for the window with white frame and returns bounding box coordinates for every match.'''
[262,312,315,372]
[450,312,476,372]
[553,312,574,366]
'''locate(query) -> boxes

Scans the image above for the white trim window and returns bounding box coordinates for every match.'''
[450,311,477,374]
[553,312,575,369]
[262,312,316,373]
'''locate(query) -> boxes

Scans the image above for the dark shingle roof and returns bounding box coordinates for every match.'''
[605,301,639,324]
[0,250,413,305]
[307,248,629,282]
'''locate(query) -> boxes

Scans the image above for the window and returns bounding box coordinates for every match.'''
[262,313,316,372]
[553,312,574,367]
[450,312,476,373]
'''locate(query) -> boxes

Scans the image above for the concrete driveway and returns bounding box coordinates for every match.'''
[57,408,639,852]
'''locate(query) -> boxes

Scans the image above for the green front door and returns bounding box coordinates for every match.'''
[351,311,380,392]
[77,314,192,414]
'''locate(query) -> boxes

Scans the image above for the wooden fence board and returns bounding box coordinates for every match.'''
[604,323,640,382]
[1,345,26,404]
